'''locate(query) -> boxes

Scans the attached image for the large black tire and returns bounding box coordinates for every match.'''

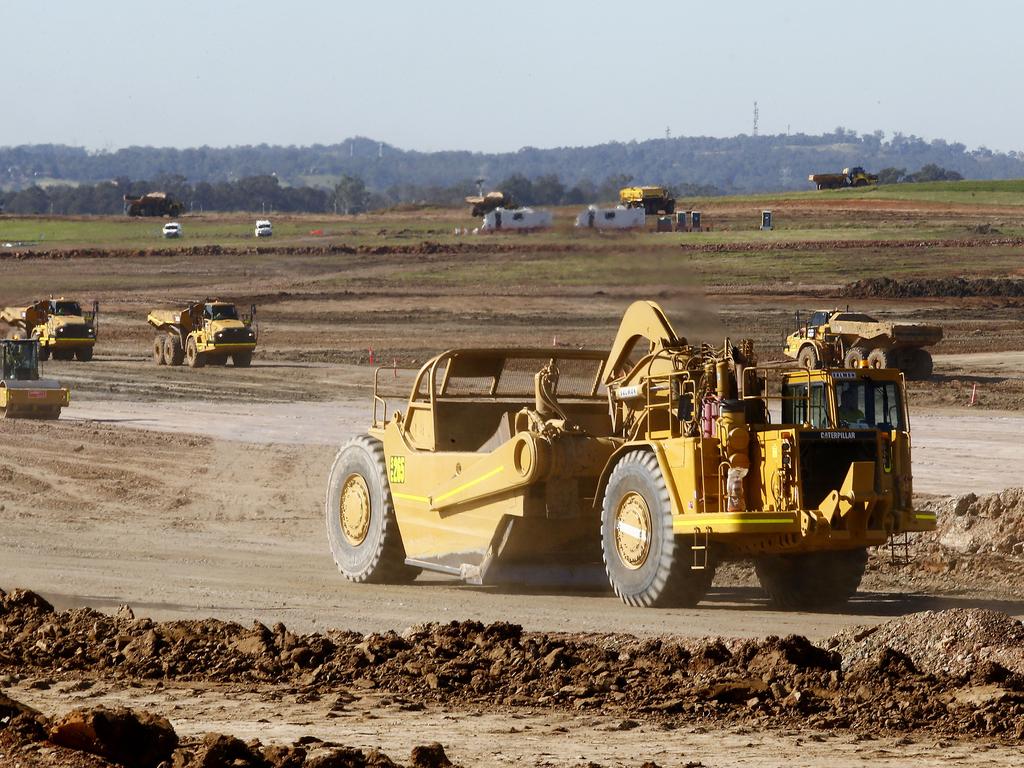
[867,347,896,370]
[843,346,869,368]
[601,450,714,607]
[185,336,204,368]
[325,435,418,583]
[165,335,184,366]
[206,355,228,366]
[902,348,933,380]
[231,351,253,368]
[754,548,868,610]
[75,346,93,362]
[52,349,75,361]
[796,344,820,369]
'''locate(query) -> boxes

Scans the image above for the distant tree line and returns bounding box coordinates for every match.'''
[876,163,964,184]
[0,162,980,216]
[0,172,716,215]
[2,129,1022,196]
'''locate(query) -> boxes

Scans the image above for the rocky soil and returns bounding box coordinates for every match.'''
[3,587,1024,768]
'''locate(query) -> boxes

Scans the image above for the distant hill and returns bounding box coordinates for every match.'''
[2,129,1023,196]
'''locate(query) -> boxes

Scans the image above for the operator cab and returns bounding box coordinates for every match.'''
[781,370,905,431]
[205,303,238,322]
[1,340,40,381]
[808,310,831,328]
[49,300,83,316]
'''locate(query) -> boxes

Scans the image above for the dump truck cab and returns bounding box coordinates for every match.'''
[0,339,70,419]
[326,301,933,610]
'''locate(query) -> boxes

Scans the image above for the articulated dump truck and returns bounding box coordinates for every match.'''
[326,301,933,609]
[147,299,257,368]
[0,339,70,419]
[0,298,98,361]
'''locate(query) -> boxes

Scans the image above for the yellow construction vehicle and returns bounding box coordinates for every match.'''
[808,167,879,190]
[619,186,675,215]
[0,299,98,361]
[465,191,510,217]
[784,308,943,380]
[147,299,257,368]
[0,339,70,419]
[326,301,932,609]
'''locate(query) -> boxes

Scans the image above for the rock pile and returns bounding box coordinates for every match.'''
[0,693,456,768]
[2,587,1024,741]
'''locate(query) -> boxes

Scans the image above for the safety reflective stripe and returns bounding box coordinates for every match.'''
[616,520,647,542]
[392,465,505,507]
[433,466,504,503]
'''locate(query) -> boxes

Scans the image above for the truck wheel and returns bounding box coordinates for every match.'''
[754,548,867,610]
[75,347,93,362]
[902,348,933,380]
[326,435,418,583]
[231,351,253,367]
[601,450,714,607]
[185,337,205,368]
[867,347,896,370]
[165,335,185,366]
[153,336,166,365]
[796,345,820,369]
[843,346,869,368]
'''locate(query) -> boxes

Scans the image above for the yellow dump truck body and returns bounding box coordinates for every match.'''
[147,301,257,367]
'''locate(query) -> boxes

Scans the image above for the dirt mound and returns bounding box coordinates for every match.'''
[827,608,1024,678]
[0,241,580,262]
[679,236,1024,255]
[0,692,452,768]
[4,590,1024,739]
[841,276,1024,298]
[931,488,1024,557]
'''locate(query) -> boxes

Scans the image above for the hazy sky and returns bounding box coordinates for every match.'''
[5,1,1022,153]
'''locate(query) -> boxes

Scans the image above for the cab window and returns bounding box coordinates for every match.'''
[835,379,904,430]
[782,382,828,428]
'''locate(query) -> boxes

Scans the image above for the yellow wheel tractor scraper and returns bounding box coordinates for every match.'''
[326,301,934,609]
[0,339,70,419]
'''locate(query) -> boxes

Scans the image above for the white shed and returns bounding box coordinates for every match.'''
[574,205,646,230]
[480,207,553,232]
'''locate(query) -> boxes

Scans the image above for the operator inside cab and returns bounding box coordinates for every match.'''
[834,378,903,430]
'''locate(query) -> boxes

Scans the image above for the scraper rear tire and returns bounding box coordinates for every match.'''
[326,434,419,584]
[601,450,714,608]
[754,548,867,610]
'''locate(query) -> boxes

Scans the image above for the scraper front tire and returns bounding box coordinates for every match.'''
[326,435,418,584]
[601,450,714,608]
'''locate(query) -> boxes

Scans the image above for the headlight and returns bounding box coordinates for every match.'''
[215,332,223,340]
[247,330,254,337]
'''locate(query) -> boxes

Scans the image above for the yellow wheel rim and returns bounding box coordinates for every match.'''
[614,491,651,569]
[340,473,372,546]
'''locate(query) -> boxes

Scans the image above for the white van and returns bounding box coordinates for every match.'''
[254,220,273,238]
[162,222,182,238]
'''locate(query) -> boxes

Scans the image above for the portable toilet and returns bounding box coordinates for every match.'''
[760,210,773,230]
[691,211,702,232]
